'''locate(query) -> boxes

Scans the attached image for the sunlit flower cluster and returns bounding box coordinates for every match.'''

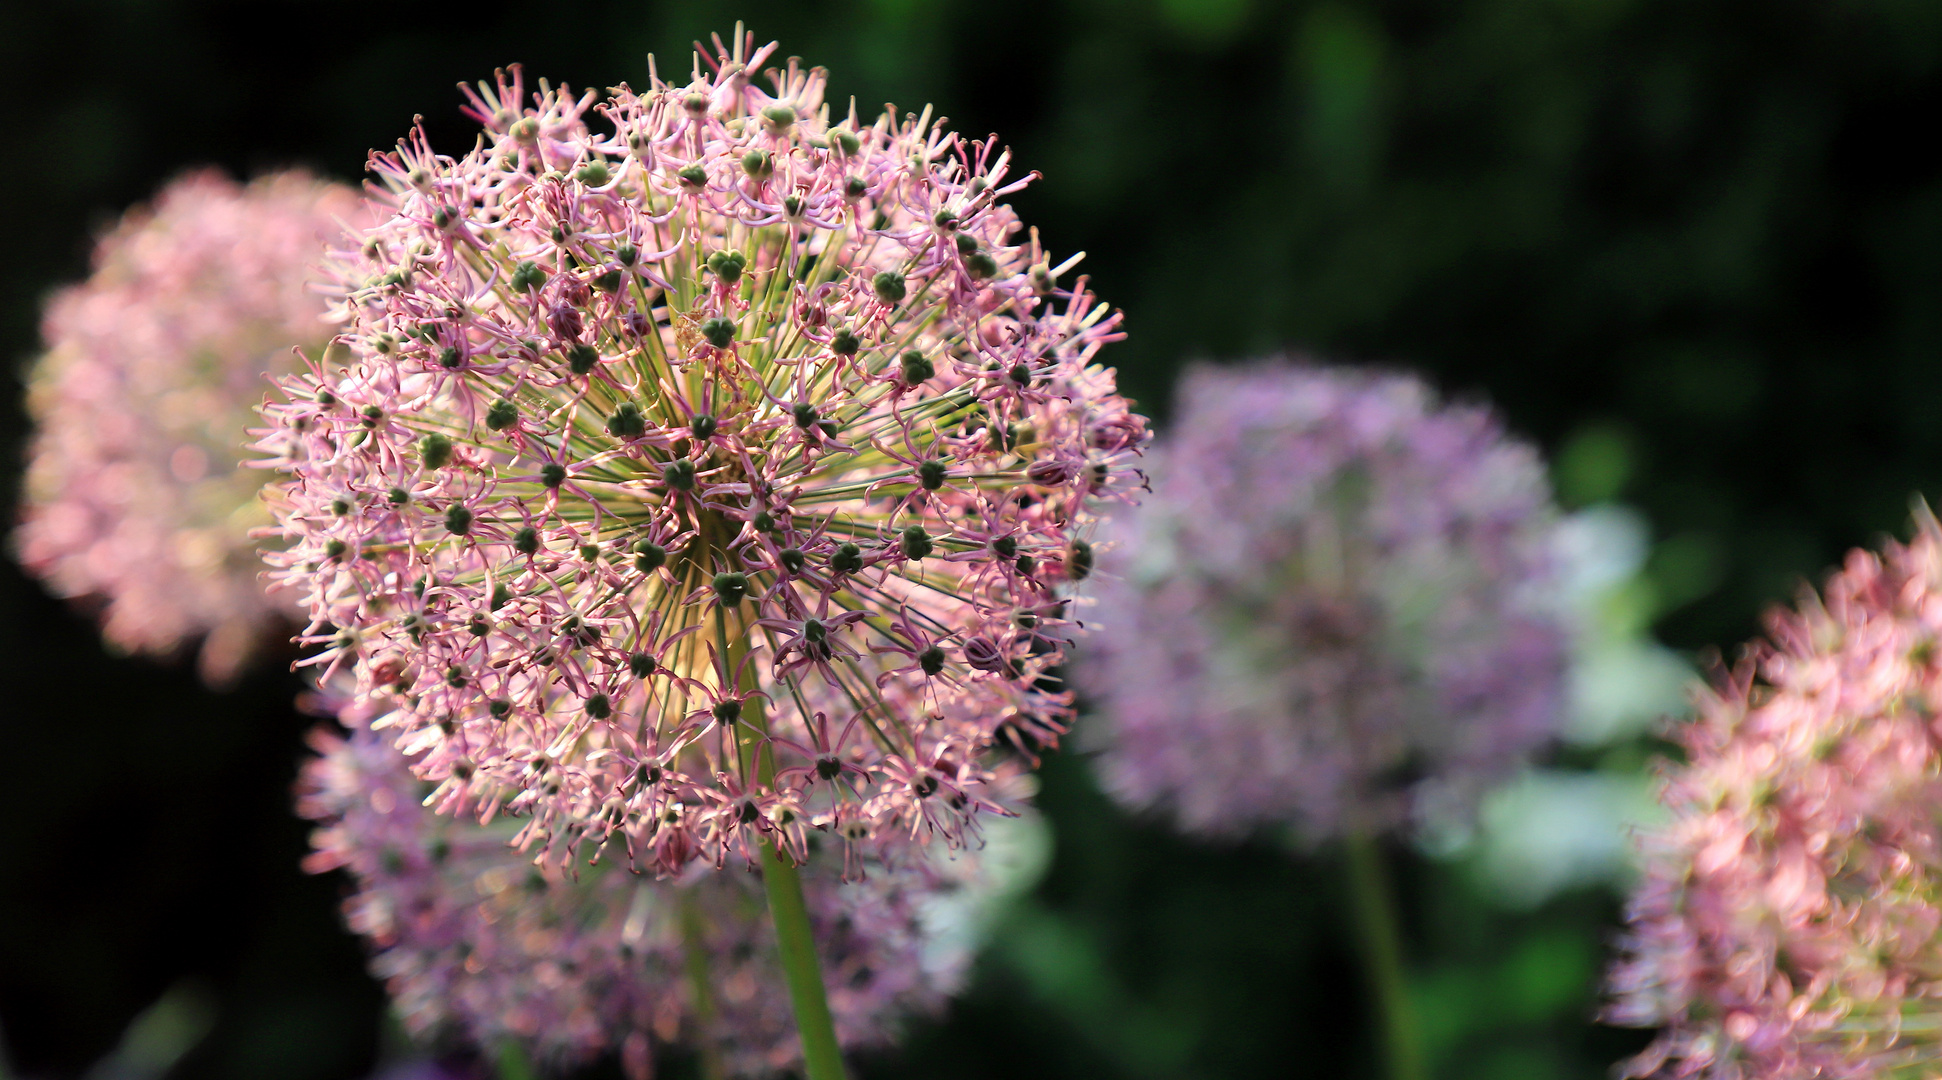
[17,170,360,682]
[1080,361,1567,839]
[256,34,1145,874]
[301,704,972,1077]
[1608,513,1942,1079]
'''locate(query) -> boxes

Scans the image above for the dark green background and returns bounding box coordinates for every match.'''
[1,0,1936,1076]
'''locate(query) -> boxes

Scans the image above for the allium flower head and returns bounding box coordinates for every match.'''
[1608,512,1942,1080]
[300,709,969,1077]
[1079,361,1567,839]
[17,170,361,682]
[257,34,1146,873]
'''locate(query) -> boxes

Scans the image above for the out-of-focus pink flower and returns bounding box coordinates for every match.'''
[256,33,1146,873]
[16,170,362,683]
[299,697,972,1077]
[1078,361,1568,839]
[1607,511,1942,1079]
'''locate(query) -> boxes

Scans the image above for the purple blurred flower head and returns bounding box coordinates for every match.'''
[15,170,362,683]
[254,33,1146,874]
[1607,511,1942,1080]
[1079,360,1568,840]
[300,697,974,1078]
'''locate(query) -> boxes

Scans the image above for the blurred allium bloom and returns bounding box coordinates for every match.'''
[258,35,1144,872]
[301,708,972,1077]
[1080,362,1567,839]
[16,170,360,683]
[1608,515,1942,1080]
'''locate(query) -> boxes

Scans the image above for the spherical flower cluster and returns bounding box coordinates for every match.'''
[256,35,1146,874]
[1079,361,1567,839]
[300,710,973,1077]
[17,170,361,682]
[1607,514,1942,1079]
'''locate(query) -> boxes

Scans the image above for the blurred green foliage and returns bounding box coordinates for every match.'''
[1,0,1938,1077]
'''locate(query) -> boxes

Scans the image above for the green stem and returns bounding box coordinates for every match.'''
[1344,829,1426,1080]
[494,1041,537,1080]
[759,838,849,1080]
[717,601,847,1080]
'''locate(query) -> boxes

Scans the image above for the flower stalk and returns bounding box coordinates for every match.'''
[1345,829,1424,1080]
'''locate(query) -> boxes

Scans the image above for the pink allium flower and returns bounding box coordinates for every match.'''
[300,706,973,1078]
[1607,513,1942,1080]
[16,170,362,683]
[255,35,1146,874]
[1078,361,1568,839]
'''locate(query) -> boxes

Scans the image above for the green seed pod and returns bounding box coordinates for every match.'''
[901,525,933,560]
[677,164,708,189]
[918,459,947,490]
[418,433,454,469]
[511,260,548,292]
[831,328,861,355]
[444,504,474,535]
[662,457,697,491]
[701,317,737,348]
[831,542,863,574]
[585,693,612,719]
[632,539,667,573]
[575,161,611,186]
[966,252,1000,280]
[741,149,773,179]
[486,398,518,430]
[540,463,567,488]
[566,344,599,375]
[690,413,719,441]
[873,270,907,304]
[607,402,646,438]
[707,249,747,283]
[900,350,934,384]
[779,547,806,574]
[712,571,750,606]
[629,652,657,678]
[512,527,540,555]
